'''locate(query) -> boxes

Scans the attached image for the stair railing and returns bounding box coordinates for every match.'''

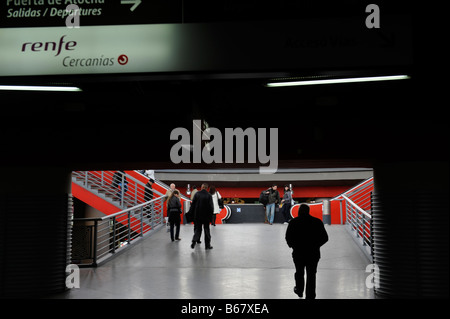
[72,170,164,209]
[71,195,166,267]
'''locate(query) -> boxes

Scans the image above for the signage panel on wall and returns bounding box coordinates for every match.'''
[1,0,182,28]
[0,24,180,76]
[0,16,412,77]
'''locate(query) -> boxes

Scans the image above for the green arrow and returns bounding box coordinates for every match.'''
[121,0,142,12]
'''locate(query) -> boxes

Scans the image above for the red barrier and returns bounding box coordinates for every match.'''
[290,200,346,224]
[291,203,323,220]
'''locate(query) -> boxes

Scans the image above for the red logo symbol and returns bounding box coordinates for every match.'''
[118,54,129,65]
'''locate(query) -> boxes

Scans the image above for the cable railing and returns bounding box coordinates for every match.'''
[71,196,165,267]
[343,194,372,248]
[334,177,374,260]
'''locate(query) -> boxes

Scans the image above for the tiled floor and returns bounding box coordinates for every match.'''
[51,224,375,299]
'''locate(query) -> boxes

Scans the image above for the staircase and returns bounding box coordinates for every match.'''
[71,170,169,266]
[73,171,144,210]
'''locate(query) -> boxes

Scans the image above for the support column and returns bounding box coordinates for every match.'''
[0,167,72,298]
[322,199,331,225]
[372,161,449,298]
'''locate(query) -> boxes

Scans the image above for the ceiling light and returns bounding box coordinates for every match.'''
[266,75,410,87]
[0,85,82,92]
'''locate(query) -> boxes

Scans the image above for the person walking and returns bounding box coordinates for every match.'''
[285,204,328,299]
[144,178,154,218]
[210,185,222,226]
[280,184,293,224]
[265,184,280,225]
[190,183,214,250]
[167,190,182,242]
[163,183,176,227]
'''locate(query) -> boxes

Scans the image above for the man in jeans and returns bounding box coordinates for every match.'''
[265,184,280,225]
[285,204,329,299]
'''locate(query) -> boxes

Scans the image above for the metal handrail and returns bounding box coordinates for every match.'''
[71,196,165,267]
[140,171,191,201]
[342,195,371,219]
[72,170,165,209]
[334,177,373,200]
[73,197,167,222]
[342,193,372,253]
[71,170,169,267]
[99,197,166,220]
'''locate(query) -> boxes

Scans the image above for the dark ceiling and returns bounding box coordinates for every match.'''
[0,1,446,171]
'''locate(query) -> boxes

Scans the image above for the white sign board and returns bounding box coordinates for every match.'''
[0,24,177,76]
[0,16,412,77]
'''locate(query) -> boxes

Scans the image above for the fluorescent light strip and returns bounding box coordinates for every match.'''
[0,85,82,92]
[266,75,410,87]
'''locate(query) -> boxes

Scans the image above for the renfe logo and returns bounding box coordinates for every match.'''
[21,35,77,56]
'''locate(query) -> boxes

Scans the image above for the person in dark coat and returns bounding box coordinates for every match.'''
[144,178,154,202]
[143,178,154,218]
[190,183,214,249]
[265,184,280,225]
[285,203,329,299]
[167,190,182,242]
[280,184,293,224]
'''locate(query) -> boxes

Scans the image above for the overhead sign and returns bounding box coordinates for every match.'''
[0,24,177,76]
[1,0,181,28]
[0,15,412,77]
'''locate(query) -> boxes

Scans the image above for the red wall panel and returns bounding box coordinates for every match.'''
[72,182,120,216]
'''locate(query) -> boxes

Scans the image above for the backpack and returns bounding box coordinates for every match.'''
[259,190,269,205]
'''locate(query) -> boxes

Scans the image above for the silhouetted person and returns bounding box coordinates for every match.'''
[286,204,328,299]
[190,183,214,249]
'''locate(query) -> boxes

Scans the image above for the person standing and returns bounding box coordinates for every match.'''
[265,184,280,225]
[164,183,176,204]
[163,183,176,217]
[209,185,222,226]
[190,185,198,200]
[167,190,182,242]
[190,183,214,250]
[285,204,328,299]
[280,184,293,224]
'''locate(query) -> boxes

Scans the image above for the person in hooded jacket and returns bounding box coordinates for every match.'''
[286,203,328,299]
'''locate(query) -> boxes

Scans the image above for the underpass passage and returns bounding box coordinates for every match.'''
[51,224,374,299]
